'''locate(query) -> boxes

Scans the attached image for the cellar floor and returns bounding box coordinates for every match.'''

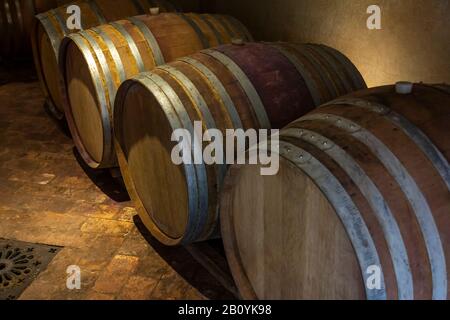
[0,62,232,300]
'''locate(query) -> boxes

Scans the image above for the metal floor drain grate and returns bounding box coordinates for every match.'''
[0,239,61,300]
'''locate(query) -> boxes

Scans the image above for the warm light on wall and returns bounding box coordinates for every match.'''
[208,0,450,87]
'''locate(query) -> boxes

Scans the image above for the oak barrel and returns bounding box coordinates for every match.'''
[60,13,252,169]
[220,83,450,300]
[31,0,179,118]
[0,0,65,59]
[113,42,367,245]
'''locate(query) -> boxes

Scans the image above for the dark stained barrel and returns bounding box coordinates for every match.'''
[59,13,252,169]
[220,83,450,300]
[113,42,367,245]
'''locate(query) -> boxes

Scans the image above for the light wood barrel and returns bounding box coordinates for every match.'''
[60,13,252,169]
[31,0,179,118]
[0,0,65,59]
[113,42,367,246]
[220,83,450,300]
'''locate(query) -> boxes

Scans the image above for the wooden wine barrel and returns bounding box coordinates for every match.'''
[60,13,252,170]
[113,42,367,246]
[31,0,179,119]
[220,83,450,300]
[0,0,66,59]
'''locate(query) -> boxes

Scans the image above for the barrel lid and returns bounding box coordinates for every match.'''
[116,79,190,241]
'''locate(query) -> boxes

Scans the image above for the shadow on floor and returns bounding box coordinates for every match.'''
[133,215,236,300]
[0,59,38,85]
[73,148,131,203]
[43,104,73,139]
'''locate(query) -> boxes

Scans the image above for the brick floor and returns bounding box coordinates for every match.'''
[0,64,233,300]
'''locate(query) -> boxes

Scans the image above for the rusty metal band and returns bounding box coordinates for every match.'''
[157,65,217,136]
[300,112,447,300]
[305,44,353,94]
[36,13,61,58]
[67,33,113,166]
[326,98,450,191]
[202,49,271,129]
[319,44,367,90]
[86,0,106,24]
[91,26,126,84]
[177,13,210,49]
[199,14,224,45]
[79,30,116,111]
[109,22,145,73]
[213,14,237,39]
[304,44,343,98]
[179,56,243,130]
[271,43,323,107]
[144,72,209,244]
[278,140,386,300]
[289,43,340,99]
[282,126,413,299]
[128,16,165,66]
[157,64,226,215]
[53,8,69,35]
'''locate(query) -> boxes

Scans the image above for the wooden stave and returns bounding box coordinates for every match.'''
[31,0,176,118]
[317,87,450,300]
[296,100,450,296]
[113,42,367,246]
[59,13,251,170]
[220,83,450,300]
